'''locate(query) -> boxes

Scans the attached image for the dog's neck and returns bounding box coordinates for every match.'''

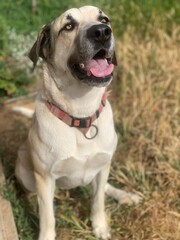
[40,64,107,118]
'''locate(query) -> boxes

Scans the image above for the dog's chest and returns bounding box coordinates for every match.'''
[48,129,116,189]
[34,101,117,189]
[53,151,111,189]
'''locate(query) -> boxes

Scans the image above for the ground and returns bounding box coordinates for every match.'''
[0,100,31,167]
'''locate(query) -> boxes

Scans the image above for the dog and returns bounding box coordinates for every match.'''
[15,6,141,240]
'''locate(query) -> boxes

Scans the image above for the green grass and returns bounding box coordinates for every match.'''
[0,0,179,35]
[3,180,38,240]
[0,1,180,240]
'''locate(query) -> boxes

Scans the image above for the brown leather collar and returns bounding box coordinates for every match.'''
[45,92,108,135]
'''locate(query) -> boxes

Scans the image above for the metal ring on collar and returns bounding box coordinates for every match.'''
[84,124,98,140]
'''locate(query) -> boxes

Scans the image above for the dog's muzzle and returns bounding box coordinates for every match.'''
[68,24,115,87]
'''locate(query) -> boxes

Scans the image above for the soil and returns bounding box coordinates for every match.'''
[0,100,32,178]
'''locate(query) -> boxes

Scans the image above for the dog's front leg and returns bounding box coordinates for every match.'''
[91,163,111,240]
[35,172,56,240]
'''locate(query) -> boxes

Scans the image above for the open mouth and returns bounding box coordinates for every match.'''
[70,49,114,87]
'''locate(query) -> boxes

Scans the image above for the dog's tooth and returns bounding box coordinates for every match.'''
[79,63,85,69]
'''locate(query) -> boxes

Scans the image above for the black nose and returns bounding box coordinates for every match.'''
[87,24,112,44]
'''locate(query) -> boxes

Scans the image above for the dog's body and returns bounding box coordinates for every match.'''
[15,6,140,240]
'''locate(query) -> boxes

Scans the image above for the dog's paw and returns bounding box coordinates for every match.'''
[91,214,111,240]
[93,225,111,240]
[38,232,56,240]
[105,183,143,206]
[118,192,142,205]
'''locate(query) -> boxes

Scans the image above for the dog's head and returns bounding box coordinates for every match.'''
[29,6,116,87]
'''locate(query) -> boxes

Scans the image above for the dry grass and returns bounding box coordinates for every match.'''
[108,26,180,239]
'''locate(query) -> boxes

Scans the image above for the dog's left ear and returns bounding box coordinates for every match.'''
[112,51,117,66]
[29,23,51,69]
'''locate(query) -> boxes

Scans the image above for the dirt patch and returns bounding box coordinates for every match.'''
[0,102,32,177]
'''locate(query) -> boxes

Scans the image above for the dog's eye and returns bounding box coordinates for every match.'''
[64,24,74,31]
[100,17,110,24]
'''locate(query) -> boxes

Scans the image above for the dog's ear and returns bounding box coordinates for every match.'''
[29,24,51,69]
[112,51,117,66]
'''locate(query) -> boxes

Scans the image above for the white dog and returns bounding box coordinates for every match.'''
[15,6,141,240]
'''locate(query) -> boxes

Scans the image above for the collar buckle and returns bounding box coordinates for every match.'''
[72,117,91,128]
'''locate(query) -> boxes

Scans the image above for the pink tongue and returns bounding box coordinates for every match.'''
[86,59,114,78]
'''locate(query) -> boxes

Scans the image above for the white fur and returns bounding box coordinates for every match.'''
[12,106,34,118]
